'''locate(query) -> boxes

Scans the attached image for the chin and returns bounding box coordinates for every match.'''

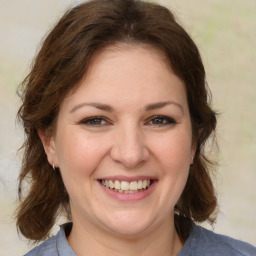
[108,223,150,237]
[101,211,155,237]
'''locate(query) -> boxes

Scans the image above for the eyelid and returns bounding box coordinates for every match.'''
[145,115,177,125]
[79,116,111,126]
[79,115,176,127]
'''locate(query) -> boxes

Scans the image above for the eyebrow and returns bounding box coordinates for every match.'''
[145,101,184,113]
[70,101,184,113]
[70,102,113,113]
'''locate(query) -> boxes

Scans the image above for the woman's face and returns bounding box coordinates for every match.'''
[44,44,195,237]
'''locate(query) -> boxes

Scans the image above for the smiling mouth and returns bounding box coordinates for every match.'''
[99,179,153,193]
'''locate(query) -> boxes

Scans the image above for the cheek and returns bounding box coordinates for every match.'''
[152,130,193,169]
[153,130,192,193]
[55,131,109,179]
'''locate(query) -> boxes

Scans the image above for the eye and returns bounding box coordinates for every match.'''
[80,116,110,126]
[146,115,176,126]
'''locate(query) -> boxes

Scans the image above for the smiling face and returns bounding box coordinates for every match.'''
[42,44,195,238]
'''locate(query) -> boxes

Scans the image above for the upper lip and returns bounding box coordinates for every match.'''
[98,175,157,182]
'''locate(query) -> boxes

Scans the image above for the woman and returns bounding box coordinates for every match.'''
[16,0,256,255]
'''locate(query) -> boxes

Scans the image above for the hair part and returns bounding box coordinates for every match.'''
[16,0,218,242]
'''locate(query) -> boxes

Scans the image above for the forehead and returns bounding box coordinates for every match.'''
[62,43,188,112]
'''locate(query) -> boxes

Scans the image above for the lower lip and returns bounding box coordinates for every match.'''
[99,181,157,202]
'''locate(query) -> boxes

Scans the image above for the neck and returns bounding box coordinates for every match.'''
[67,215,183,256]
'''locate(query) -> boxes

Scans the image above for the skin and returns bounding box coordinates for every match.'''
[40,44,196,256]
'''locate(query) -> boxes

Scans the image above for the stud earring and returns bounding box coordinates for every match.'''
[190,156,194,168]
[52,163,55,170]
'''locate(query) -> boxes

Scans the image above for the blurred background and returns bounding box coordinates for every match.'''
[0,0,255,255]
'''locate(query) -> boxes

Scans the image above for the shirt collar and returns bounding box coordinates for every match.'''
[57,223,77,256]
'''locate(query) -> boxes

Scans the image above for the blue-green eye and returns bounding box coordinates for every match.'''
[147,116,176,126]
[80,116,109,126]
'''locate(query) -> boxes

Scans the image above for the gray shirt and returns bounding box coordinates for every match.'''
[24,223,256,256]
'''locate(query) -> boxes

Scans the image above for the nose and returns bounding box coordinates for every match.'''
[110,123,150,169]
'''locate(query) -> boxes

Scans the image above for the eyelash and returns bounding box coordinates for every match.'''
[146,115,176,126]
[80,115,176,127]
[80,116,110,126]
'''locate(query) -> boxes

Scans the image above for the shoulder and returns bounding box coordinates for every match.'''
[185,224,256,256]
[24,235,58,256]
[24,223,75,256]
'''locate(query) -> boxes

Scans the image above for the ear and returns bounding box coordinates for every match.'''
[38,129,59,168]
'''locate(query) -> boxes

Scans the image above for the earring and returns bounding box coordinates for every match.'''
[190,156,194,168]
[52,163,55,170]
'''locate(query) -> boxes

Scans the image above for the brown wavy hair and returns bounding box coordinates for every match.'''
[16,0,218,242]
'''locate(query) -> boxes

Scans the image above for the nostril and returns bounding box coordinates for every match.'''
[109,136,150,168]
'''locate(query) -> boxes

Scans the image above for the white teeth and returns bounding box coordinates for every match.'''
[114,180,120,190]
[129,181,137,191]
[137,180,142,189]
[102,179,152,192]
[121,181,130,190]
[109,180,115,189]
[142,180,147,189]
